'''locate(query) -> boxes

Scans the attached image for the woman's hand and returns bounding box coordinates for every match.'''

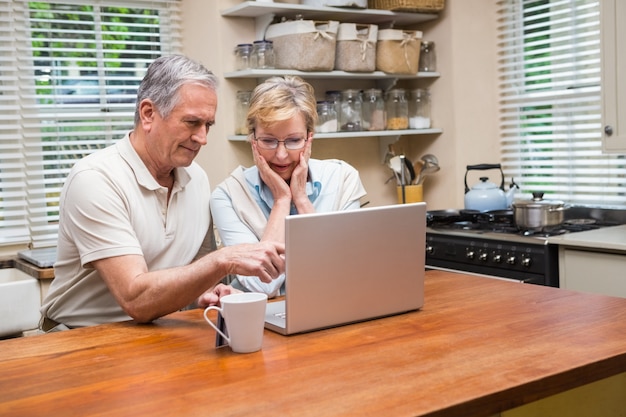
[252,140,292,202]
[290,137,313,210]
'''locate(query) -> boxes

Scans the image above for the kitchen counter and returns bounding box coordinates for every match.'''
[547,224,626,252]
[0,270,625,416]
[548,225,626,297]
[14,258,55,280]
[0,256,55,280]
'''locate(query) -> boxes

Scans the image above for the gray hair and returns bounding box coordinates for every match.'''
[134,55,219,125]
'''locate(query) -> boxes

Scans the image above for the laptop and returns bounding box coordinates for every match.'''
[18,247,57,268]
[265,202,426,335]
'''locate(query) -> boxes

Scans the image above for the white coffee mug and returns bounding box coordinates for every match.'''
[203,292,268,353]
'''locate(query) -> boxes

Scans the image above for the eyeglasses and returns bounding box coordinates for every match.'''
[253,131,309,150]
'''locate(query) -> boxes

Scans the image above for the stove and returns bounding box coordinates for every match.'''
[425,207,626,287]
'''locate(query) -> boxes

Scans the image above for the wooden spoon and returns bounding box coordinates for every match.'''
[413,160,425,185]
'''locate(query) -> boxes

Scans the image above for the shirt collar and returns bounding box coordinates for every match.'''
[117,132,192,192]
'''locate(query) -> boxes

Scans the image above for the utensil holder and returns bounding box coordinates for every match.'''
[397,184,423,204]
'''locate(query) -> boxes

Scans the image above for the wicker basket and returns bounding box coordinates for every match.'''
[376,29,421,74]
[335,23,378,72]
[368,0,445,13]
[266,20,339,71]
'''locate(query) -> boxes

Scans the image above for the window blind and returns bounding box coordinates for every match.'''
[0,0,181,247]
[496,0,626,207]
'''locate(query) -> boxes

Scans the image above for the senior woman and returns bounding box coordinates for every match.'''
[210,76,367,297]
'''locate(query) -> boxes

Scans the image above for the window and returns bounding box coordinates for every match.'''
[497,0,626,207]
[0,0,181,247]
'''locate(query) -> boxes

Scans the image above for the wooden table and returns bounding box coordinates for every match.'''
[1,270,626,417]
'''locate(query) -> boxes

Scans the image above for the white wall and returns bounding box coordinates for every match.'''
[182,0,501,210]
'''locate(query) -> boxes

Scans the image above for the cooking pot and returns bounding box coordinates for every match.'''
[512,192,568,230]
[464,164,517,212]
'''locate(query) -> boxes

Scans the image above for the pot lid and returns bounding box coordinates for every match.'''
[513,192,565,208]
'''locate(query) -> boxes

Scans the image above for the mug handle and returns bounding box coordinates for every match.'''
[204,306,230,345]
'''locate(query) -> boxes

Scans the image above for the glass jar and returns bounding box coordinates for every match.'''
[361,88,386,131]
[316,101,338,133]
[235,90,252,135]
[251,40,275,69]
[385,88,409,130]
[338,89,362,132]
[418,41,436,72]
[409,88,431,129]
[234,43,253,71]
[325,90,342,121]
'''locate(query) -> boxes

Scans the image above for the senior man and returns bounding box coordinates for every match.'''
[40,55,284,331]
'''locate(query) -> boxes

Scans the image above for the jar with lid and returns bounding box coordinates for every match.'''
[251,40,275,69]
[234,43,253,71]
[409,88,431,129]
[235,90,252,135]
[418,41,436,72]
[361,89,385,131]
[385,88,408,130]
[316,101,338,133]
[338,89,362,132]
[325,90,342,121]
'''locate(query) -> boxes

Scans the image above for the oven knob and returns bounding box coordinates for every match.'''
[506,256,516,265]
[466,250,475,260]
[479,252,488,262]
[521,257,532,267]
[492,254,502,263]
[426,245,434,254]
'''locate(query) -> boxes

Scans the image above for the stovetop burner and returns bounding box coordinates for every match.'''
[520,227,569,238]
[447,221,480,230]
[427,210,615,239]
[446,222,521,234]
[565,218,596,225]
[426,207,626,288]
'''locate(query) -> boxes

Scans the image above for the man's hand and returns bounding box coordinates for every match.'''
[196,283,240,308]
[218,241,286,283]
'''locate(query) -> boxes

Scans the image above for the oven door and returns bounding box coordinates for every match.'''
[425,233,559,287]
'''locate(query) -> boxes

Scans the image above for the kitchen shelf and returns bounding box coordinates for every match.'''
[220,2,439,26]
[228,128,443,163]
[221,1,443,164]
[224,69,441,80]
[227,128,442,141]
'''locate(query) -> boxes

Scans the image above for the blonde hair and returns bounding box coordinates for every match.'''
[246,76,317,135]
